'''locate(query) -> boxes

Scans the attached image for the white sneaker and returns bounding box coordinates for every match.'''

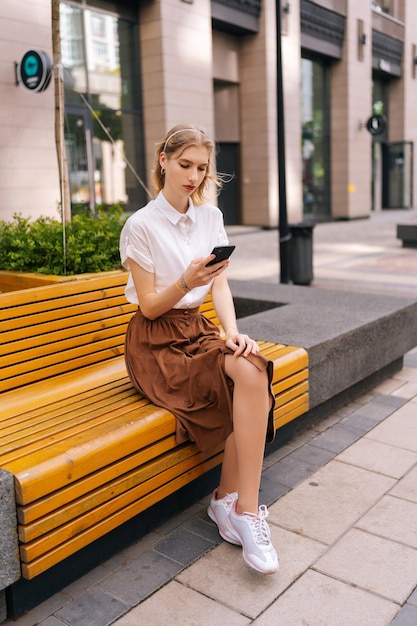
[229,502,279,574]
[207,489,241,545]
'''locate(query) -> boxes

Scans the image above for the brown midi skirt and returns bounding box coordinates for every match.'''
[124,307,276,452]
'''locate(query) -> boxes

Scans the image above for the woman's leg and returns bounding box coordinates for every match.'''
[220,355,270,515]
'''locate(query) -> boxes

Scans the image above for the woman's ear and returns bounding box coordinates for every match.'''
[159,151,167,169]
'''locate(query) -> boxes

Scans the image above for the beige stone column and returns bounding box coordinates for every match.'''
[389,0,417,207]
[331,0,372,218]
[139,0,214,192]
[239,0,302,227]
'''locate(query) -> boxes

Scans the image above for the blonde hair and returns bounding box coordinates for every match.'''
[152,124,221,205]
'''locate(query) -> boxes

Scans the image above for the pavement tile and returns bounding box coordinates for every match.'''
[155,503,205,535]
[37,618,67,626]
[176,525,325,619]
[366,403,417,452]
[252,569,398,626]
[262,444,295,467]
[111,580,251,626]
[408,588,417,606]
[153,527,215,565]
[390,465,417,504]
[404,352,417,368]
[339,412,380,434]
[2,593,70,626]
[309,424,362,454]
[259,474,290,505]
[337,438,417,479]
[314,528,417,604]
[373,378,408,395]
[391,604,417,626]
[374,394,408,408]
[55,588,127,626]
[63,564,112,599]
[346,399,399,423]
[263,455,316,488]
[268,460,395,544]
[185,515,222,544]
[356,495,417,549]
[97,549,183,606]
[287,442,335,467]
[97,531,163,573]
[391,382,417,400]
[394,367,417,384]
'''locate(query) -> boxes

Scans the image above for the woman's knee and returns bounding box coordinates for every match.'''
[225,355,267,389]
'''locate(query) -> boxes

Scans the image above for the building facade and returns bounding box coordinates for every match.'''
[1,0,416,226]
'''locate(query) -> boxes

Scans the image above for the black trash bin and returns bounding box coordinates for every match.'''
[289,223,314,285]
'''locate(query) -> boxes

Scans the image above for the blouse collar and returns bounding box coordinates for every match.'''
[155,191,196,225]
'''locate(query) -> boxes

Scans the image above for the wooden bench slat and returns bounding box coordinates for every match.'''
[0,272,129,312]
[0,344,127,393]
[20,451,223,579]
[0,319,131,368]
[0,379,134,431]
[19,442,203,543]
[0,305,135,354]
[17,436,178,525]
[0,358,128,419]
[0,387,141,453]
[7,406,176,505]
[1,396,167,471]
[275,396,310,430]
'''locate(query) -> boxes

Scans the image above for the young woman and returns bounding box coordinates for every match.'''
[120,124,279,574]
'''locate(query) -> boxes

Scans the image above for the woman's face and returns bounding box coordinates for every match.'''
[160,144,209,199]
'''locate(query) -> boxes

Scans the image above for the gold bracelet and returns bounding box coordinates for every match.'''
[181,274,191,292]
[176,273,191,294]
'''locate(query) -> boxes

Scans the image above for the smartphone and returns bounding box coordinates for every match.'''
[205,245,236,267]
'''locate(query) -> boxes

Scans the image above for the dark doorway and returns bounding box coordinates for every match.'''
[216,142,240,225]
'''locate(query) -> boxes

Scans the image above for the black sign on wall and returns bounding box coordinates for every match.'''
[366,114,387,136]
[16,49,52,93]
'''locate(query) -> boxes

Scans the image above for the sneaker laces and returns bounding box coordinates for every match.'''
[222,493,237,510]
[248,505,271,545]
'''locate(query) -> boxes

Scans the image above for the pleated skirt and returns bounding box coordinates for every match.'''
[124,307,275,452]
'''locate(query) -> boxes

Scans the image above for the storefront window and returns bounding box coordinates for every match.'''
[371,1,393,15]
[301,57,331,218]
[60,2,146,213]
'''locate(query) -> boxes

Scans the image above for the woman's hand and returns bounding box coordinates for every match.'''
[225,327,260,358]
[183,255,229,289]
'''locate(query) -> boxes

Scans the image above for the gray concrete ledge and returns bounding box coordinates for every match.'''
[0,469,20,592]
[231,279,417,410]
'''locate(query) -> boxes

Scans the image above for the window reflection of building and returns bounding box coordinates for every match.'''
[371,1,393,15]
[301,58,330,218]
[60,2,145,213]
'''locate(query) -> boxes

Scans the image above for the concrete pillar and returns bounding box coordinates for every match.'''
[331,1,372,218]
[139,0,214,192]
[389,0,417,207]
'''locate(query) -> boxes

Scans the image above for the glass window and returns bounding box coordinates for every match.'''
[371,1,393,15]
[60,2,146,213]
[301,57,331,218]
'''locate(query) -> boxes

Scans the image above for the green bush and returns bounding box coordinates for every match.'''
[0,204,128,275]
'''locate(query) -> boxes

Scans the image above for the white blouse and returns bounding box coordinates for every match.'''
[120,191,229,307]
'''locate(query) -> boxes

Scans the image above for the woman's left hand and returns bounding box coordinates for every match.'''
[225,328,260,358]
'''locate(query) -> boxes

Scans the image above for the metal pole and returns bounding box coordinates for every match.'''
[276,0,290,283]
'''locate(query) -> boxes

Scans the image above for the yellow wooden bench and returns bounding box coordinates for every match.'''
[0,271,308,581]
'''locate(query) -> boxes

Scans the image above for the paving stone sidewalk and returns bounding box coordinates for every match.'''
[5,347,417,626]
